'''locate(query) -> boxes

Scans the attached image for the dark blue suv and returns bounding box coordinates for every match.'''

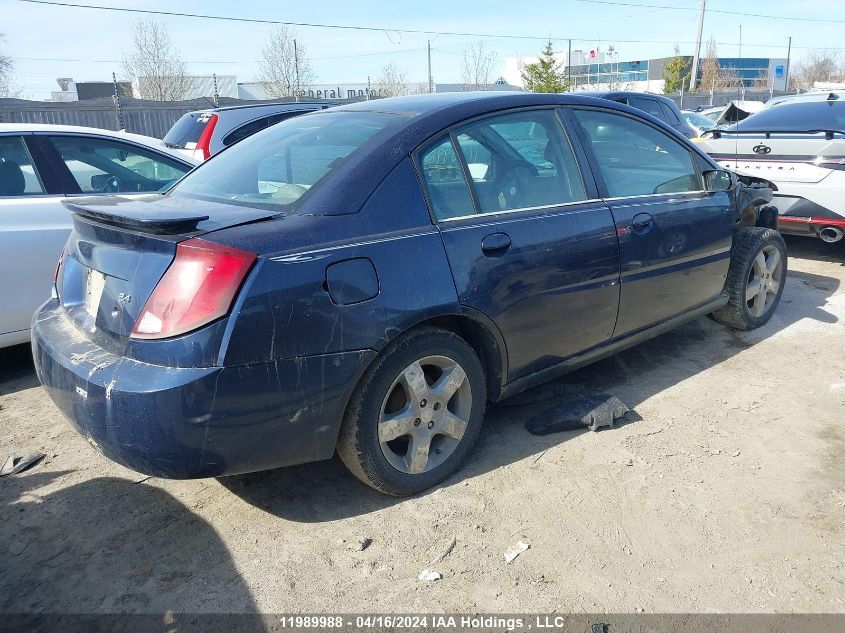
[32,92,786,495]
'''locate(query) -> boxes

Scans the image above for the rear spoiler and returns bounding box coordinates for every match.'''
[66,201,209,234]
[709,128,845,140]
[64,196,282,235]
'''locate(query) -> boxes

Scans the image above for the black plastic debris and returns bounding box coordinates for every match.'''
[0,453,46,477]
[525,394,631,435]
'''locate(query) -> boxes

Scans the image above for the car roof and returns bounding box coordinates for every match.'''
[0,122,198,164]
[580,90,677,105]
[187,101,337,115]
[331,91,629,117]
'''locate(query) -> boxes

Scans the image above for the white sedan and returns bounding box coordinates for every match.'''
[0,124,197,348]
[694,95,845,244]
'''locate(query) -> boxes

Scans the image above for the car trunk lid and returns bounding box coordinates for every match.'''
[57,195,275,352]
[698,134,844,184]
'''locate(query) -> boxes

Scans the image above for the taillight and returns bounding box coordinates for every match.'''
[194,113,218,161]
[131,238,255,340]
[814,157,845,171]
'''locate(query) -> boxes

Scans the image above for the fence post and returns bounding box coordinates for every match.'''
[112,72,125,131]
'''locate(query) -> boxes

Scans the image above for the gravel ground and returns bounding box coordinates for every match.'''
[1,236,843,615]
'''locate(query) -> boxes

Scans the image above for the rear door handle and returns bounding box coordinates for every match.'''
[481,232,511,255]
[631,213,653,233]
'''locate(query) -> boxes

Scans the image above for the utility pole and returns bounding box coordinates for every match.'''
[294,39,300,102]
[212,73,219,108]
[784,36,792,92]
[427,39,433,93]
[567,39,572,90]
[112,72,124,131]
[738,24,742,59]
[689,0,707,91]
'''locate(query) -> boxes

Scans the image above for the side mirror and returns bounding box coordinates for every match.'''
[703,169,735,192]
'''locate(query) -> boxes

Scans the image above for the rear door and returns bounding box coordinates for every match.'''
[570,107,734,337]
[0,134,68,340]
[418,108,620,381]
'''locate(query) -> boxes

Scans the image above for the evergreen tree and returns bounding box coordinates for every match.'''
[663,45,690,93]
[521,41,569,93]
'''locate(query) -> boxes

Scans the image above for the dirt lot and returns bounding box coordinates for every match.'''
[1,236,843,616]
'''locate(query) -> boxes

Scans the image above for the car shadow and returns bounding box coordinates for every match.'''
[0,471,265,629]
[783,234,845,265]
[0,343,39,397]
[223,267,840,522]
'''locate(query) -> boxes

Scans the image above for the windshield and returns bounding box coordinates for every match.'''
[684,111,714,132]
[729,100,845,133]
[171,110,404,211]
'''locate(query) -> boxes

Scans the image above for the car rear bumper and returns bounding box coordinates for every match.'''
[32,299,375,478]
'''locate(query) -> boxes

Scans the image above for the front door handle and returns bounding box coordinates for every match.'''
[631,213,653,234]
[481,232,511,255]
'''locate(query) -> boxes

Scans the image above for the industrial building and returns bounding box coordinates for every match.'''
[566,55,789,93]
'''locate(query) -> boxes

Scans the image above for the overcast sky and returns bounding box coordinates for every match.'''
[2,0,843,99]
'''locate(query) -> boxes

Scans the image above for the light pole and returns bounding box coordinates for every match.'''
[427,33,442,94]
[689,0,707,91]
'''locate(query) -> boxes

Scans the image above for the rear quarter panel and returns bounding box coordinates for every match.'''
[218,158,462,365]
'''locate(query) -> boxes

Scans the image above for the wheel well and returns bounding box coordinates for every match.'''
[419,314,504,401]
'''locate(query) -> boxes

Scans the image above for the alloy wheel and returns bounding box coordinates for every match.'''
[378,355,473,475]
[746,244,783,318]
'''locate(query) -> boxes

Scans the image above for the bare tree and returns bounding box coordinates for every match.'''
[792,49,844,90]
[460,41,497,91]
[122,18,194,101]
[0,33,18,98]
[752,69,770,89]
[258,26,315,98]
[374,63,409,97]
[698,37,721,92]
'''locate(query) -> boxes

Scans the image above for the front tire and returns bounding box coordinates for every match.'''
[712,227,787,330]
[337,327,487,496]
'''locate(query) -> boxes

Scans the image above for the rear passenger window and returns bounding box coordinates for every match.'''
[223,117,271,146]
[223,112,309,147]
[454,109,586,213]
[572,109,701,197]
[420,135,475,220]
[630,97,666,122]
[0,136,45,196]
[659,101,682,125]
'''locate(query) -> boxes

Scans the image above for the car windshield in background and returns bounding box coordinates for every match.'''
[684,111,714,132]
[730,100,845,133]
[171,111,404,211]
[162,111,214,149]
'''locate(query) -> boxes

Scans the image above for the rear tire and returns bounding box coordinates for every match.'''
[337,326,486,496]
[712,227,787,330]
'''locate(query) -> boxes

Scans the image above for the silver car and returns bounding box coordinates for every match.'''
[0,124,196,348]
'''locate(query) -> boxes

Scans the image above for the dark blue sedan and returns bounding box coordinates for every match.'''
[32,92,786,495]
